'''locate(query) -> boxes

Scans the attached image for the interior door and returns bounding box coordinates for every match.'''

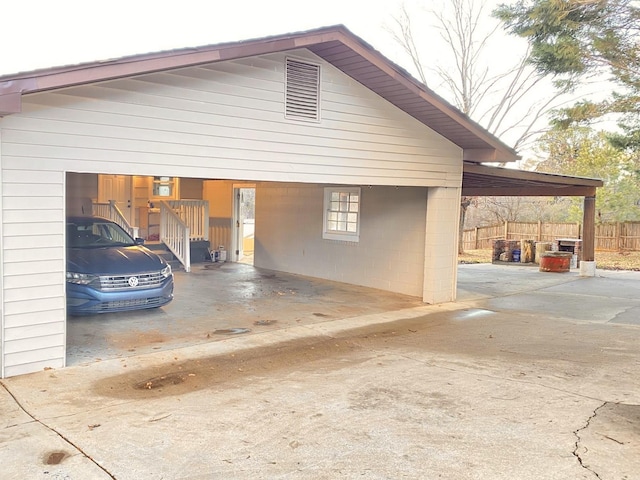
[98,175,132,223]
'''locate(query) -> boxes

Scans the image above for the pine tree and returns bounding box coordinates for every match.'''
[495,0,640,150]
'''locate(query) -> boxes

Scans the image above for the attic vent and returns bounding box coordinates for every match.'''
[285,58,320,121]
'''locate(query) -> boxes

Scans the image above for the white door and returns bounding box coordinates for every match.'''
[233,186,255,264]
[98,175,132,223]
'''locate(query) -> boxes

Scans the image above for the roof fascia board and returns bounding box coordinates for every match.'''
[322,31,520,163]
[463,149,500,162]
[463,163,603,187]
[0,92,22,115]
[463,186,598,197]
[0,29,350,99]
[0,30,343,115]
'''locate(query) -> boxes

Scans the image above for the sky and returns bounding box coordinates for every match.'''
[1,0,409,76]
[0,0,574,155]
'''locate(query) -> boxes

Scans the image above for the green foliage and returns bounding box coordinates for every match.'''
[534,127,640,222]
[494,0,640,150]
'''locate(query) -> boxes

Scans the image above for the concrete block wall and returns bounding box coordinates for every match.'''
[423,187,461,304]
[255,183,428,297]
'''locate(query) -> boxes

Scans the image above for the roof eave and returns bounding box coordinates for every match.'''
[0,25,519,162]
[462,162,603,197]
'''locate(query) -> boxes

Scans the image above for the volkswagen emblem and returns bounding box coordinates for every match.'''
[128,276,139,287]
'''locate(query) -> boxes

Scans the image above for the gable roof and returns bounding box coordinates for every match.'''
[0,25,519,163]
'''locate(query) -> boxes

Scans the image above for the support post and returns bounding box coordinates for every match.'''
[423,187,461,304]
[580,195,596,277]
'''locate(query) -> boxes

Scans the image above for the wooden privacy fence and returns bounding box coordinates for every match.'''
[463,221,640,252]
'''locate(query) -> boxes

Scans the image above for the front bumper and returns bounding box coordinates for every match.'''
[67,276,174,315]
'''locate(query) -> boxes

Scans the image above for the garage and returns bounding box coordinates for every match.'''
[1,26,524,377]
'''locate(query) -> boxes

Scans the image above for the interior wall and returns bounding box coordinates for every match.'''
[203,180,234,254]
[255,183,427,297]
[66,173,98,215]
[180,178,203,199]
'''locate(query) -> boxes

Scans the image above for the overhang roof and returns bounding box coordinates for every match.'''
[0,25,519,163]
[462,162,603,197]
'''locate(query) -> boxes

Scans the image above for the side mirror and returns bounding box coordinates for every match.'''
[135,238,145,245]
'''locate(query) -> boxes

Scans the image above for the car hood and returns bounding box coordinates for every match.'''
[67,246,167,275]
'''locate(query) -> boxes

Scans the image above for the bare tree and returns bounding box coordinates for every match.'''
[387,0,570,253]
[388,0,566,151]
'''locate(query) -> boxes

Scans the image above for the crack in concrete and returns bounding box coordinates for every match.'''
[573,402,607,480]
[383,353,619,477]
[0,381,117,479]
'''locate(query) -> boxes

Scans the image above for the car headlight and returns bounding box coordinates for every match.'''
[66,272,100,286]
[161,265,172,278]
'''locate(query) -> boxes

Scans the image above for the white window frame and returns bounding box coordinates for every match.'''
[150,176,179,200]
[323,187,361,242]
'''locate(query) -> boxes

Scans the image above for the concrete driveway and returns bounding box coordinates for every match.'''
[2,264,639,479]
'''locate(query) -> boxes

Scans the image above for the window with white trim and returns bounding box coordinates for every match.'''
[323,187,360,242]
[150,176,179,200]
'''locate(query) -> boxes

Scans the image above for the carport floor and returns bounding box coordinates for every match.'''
[67,262,424,365]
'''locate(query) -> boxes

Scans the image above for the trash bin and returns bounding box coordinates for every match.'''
[539,251,573,273]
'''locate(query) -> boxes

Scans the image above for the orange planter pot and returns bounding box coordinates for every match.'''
[539,252,572,273]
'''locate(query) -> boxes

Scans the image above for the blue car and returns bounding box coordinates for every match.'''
[66,216,174,315]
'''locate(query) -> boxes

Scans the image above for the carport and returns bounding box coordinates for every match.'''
[66,163,604,365]
[462,162,603,273]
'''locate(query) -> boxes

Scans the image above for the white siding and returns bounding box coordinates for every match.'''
[255,183,428,297]
[0,165,66,377]
[1,50,462,187]
[0,128,3,378]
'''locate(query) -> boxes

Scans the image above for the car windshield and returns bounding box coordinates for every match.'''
[67,220,136,248]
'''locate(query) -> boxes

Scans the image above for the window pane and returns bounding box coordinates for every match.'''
[154,185,173,197]
[153,176,174,197]
[324,187,360,240]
